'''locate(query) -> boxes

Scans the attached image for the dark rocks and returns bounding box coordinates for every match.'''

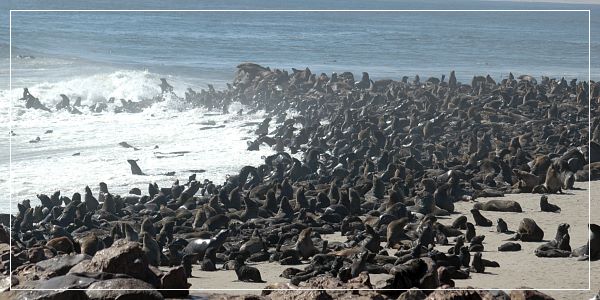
[35,253,91,277]
[159,266,190,298]
[86,278,164,300]
[86,240,158,286]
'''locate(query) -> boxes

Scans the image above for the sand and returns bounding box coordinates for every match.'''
[188,180,599,299]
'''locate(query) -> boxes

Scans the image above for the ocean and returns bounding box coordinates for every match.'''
[0,0,598,213]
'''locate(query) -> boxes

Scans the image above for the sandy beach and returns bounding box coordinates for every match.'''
[188,180,599,299]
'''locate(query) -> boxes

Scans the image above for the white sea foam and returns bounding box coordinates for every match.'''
[0,70,275,213]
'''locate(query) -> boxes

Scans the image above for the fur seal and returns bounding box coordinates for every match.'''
[470,252,485,273]
[540,195,560,213]
[470,209,492,227]
[295,228,318,260]
[514,218,544,242]
[79,233,102,256]
[496,218,509,233]
[451,216,467,230]
[498,242,521,252]
[84,186,99,212]
[183,229,229,258]
[386,218,409,249]
[571,224,600,261]
[127,159,145,175]
[200,247,217,271]
[473,200,522,212]
[142,232,161,266]
[542,163,562,194]
[235,253,265,283]
[465,222,476,242]
[535,223,571,257]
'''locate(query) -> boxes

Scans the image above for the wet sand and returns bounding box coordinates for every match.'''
[188,180,599,299]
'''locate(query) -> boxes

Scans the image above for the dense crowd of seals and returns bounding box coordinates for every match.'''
[3,63,600,299]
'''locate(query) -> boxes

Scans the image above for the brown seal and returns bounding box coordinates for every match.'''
[295,228,318,260]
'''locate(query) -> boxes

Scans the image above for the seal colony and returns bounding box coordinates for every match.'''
[3,63,599,299]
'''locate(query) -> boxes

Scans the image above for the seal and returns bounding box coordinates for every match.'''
[386,218,410,249]
[451,216,467,230]
[571,223,600,261]
[183,229,229,259]
[514,218,544,242]
[470,252,485,273]
[79,233,102,256]
[473,200,522,212]
[84,186,99,212]
[465,222,476,242]
[203,214,230,231]
[498,242,521,252]
[127,159,145,175]
[181,254,195,278]
[540,195,560,213]
[142,232,161,266]
[295,228,318,260]
[535,223,571,257]
[200,247,217,271]
[350,251,369,278]
[235,253,265,283]
[239,229,266,255]
[542,163,563,194]
[470,209,492,227]
[496,218,509,233]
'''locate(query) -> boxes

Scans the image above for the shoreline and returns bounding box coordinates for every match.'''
[3,63,598,299]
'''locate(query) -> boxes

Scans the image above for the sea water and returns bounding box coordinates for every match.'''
[0,0,598,213]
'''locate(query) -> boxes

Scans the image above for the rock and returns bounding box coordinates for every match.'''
[87,240,158,286]
[0,289,88,300]
[264,289,331,300]
[35,254,91,277]
[509,289,555,300]
[397,288,427,300]
[86,278,163,300]
[68,260,93,274]
[159,266,190,298]
[425,289,482,299]
[425,289,509,299]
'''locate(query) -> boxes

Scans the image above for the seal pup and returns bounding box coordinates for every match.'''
[127,159,145,175]
[498,242,521,252]
[470,252,485,273]
[496,218,510,233]
[465,222,476,242]
[451,216,467,230]
[200,247,217,271]
[235,252,265,283]
[540,195,560,213]
[181,254,195,278]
